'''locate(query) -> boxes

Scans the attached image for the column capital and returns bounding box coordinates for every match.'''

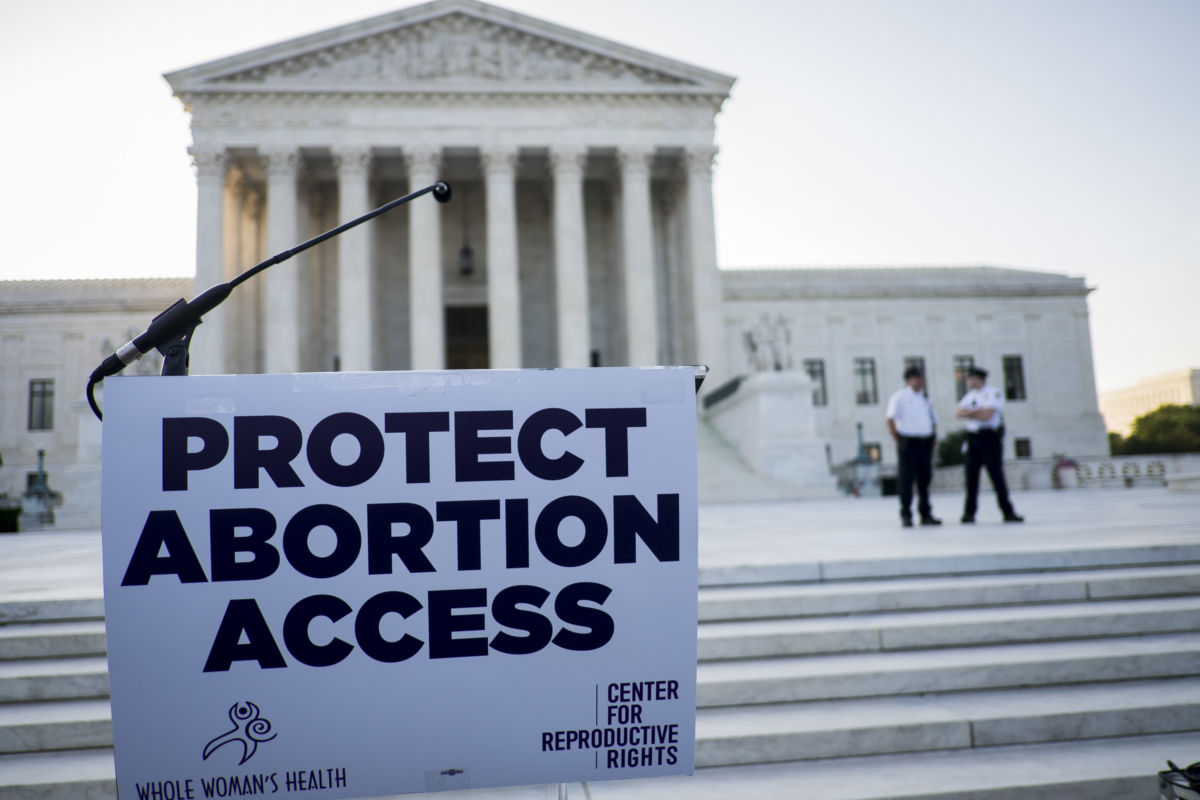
[684,145,719,173]
[617,144,655,176]
[189,145,228,181]
[405,146,442,176]
[549,145,588,178]
[332,146,372,178]
[263,146,301,180]
[481,145,518,177]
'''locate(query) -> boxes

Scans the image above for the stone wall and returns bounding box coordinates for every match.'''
[722,266,1111,467]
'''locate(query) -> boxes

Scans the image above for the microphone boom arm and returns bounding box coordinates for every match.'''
[86,180,452,420]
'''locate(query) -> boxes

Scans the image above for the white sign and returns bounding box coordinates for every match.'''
[101,368,698,799]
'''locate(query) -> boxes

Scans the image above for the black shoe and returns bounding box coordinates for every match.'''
[901,518,914,528]
[960,515,975,524]
[1003,513,1024,523]
[920,516,942,526]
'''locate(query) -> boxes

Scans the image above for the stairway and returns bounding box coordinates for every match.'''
[4,543,1200,798]
[679,543,1200,798]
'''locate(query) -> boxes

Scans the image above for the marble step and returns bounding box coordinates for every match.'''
[0,657,109,703]
[698,595,1200,660]
[700,542,1200,586]
[697,632,1200,707]
[699,563,1200,621]
[0,620,107,660]
[0,699,111,754]
[696,676,1200,766]
[0,747,115,800]
[588,730,1200,800]
[0,598,104,625]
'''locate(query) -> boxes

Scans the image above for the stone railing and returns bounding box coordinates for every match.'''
[929,452,1200,493]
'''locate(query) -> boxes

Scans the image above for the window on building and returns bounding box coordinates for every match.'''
[953,355,975,400]
[28,379,54,431]
[1014,437,1032,459]
[1003,355,1026,401]
[904,356,926,376]
[904,356,927,393]
[854,358,878,405]
[803,359,827,407]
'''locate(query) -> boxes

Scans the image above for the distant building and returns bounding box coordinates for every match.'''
[1099,369,1200,436]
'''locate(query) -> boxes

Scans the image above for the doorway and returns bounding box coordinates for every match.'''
[445,306,489,369]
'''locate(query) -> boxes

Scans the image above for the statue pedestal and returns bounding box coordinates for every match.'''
[703,371,836,494]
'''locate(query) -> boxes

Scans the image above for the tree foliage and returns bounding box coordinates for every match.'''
[1110,404,1200,455]
[937,429,967,467]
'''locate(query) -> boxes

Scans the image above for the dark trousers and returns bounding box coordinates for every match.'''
[896,435,934,521]
[964,429,1015,517]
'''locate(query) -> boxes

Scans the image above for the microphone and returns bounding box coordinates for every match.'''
[90,283,231,383]
[87,180,453,420]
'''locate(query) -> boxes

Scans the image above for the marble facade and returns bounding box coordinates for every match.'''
[0,1,1116,525]
[720,267,1111,467]
[166,0,732,386]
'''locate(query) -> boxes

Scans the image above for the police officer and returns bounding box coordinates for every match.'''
[955,366,1023,524]
[885,365,940,528]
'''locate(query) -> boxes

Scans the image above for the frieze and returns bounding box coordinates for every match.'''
[184,92,720,133]
[210,14,691,88]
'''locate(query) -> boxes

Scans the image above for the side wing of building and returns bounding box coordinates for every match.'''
[720,266,1111,466]
[0,278,193,526]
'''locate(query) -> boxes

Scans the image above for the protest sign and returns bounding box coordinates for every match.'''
[101,367,698,798]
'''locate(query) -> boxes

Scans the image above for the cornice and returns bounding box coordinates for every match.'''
[0,278,194,315]
[721,267,1093,301]
[176,88,730,106]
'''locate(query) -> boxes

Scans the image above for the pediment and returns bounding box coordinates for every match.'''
[166,0,735,96]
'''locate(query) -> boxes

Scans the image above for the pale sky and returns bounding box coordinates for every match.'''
[1,0,1197,393]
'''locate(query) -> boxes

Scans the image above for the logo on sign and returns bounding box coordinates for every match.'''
[202,701,277,765]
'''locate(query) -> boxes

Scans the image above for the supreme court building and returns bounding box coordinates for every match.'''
[0,0,1111,524]
[168,0,731,384]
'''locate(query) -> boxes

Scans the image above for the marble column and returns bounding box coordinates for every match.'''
[483,146,521,369]
[233,180,264,375]
[619,145,659,366]
[263,147,302,374]
[189,145,227,375]
[334,146,374,372]
[549,145,590,368]
[406,147,444,370]
[685,145,727,388]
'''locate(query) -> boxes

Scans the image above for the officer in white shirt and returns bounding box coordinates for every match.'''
[885,365,941,527]
[955,366,1023,523]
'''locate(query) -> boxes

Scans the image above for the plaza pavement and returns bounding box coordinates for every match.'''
[2,487,1198,798]
[7,487,1197,607]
